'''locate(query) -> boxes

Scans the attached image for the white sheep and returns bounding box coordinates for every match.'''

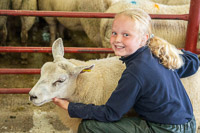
[12,0,37,45]
[29,38,200,132]
[0,0,10,45]
[29,38,126,132]
[151,0,190,5]
[38,0,124,46]
[100,0,200,49]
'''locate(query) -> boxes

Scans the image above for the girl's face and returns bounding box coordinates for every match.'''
[110,15,147,57]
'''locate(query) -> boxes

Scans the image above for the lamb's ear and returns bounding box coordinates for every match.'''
[52,38,64,61]
[75,64,95,74]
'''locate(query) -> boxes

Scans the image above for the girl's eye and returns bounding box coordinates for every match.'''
[112,32,117,35]
[123,33,129,37]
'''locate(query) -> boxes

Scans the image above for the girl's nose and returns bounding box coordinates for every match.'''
[115,35,122,42]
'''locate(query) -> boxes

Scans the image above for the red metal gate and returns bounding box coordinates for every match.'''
[0,0,200,94]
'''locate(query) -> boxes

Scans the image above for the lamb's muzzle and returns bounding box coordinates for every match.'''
[29,94,37,101]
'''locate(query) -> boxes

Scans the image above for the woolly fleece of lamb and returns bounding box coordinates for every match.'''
[55,57,200,132]
[55,56,126,132]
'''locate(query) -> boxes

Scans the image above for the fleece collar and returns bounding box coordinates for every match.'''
[120,45,148,65]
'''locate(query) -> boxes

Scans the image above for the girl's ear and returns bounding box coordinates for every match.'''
[141,34,149,46]
[144,34,149,43]
[145,34,149,41]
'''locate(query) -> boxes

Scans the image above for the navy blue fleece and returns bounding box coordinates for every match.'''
[68,46,199,124]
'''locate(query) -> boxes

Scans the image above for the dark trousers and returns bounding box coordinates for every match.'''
[78,116,196,133]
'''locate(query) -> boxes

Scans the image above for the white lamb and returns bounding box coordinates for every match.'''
[29,38,126,132]
[100,0,200,49]
[29,38,200,132]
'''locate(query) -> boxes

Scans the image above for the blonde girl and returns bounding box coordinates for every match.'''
[53,8,199,133]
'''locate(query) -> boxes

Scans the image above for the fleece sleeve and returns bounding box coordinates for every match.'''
[176,49,200,78]
[68,72,141,122]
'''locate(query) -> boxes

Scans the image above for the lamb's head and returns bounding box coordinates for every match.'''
[29,38,94,106]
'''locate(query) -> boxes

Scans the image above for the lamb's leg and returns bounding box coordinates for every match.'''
[20,16,36,44]
[58,23,65,39]
[1,22,7,46]
[20,16,36,64]
[43,17,57,46]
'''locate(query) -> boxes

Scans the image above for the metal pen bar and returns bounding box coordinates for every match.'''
[0,47,114,53]
[0,10,189,20]
[0,88,30,94]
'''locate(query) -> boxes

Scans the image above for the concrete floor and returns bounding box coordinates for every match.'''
[0,94,69,133]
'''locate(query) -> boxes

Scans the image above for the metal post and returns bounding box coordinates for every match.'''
[185,0,200,53]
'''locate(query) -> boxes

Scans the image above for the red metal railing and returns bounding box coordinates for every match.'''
[0,69,40,74]
[0,0,200,94]
[0,88,31,94]
[0,47,113,53]
[0,10,189,20]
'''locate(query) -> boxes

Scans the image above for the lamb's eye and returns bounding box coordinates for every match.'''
[52,78,66,86]
[56,79,64,83]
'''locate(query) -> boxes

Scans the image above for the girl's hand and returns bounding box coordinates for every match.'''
[52,98,69,111]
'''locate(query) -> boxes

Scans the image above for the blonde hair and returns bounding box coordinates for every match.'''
[116,8,184,70]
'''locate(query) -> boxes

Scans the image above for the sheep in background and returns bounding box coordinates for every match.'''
[38,0,78,46]
[11,0,37,63]
[77,0,113,47]
[100,0,199,49]
[38,0,124,46]
[12,0,37,45]
[151,0,190,5]
[29,38,200,133]
[0,0,10,46]
[38,0,196,49]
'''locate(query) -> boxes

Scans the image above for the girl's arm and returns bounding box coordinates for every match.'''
[176,49,200,78]
[67,72,140,122]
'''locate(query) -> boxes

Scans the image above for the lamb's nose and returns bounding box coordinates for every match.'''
[29,95,37,101]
